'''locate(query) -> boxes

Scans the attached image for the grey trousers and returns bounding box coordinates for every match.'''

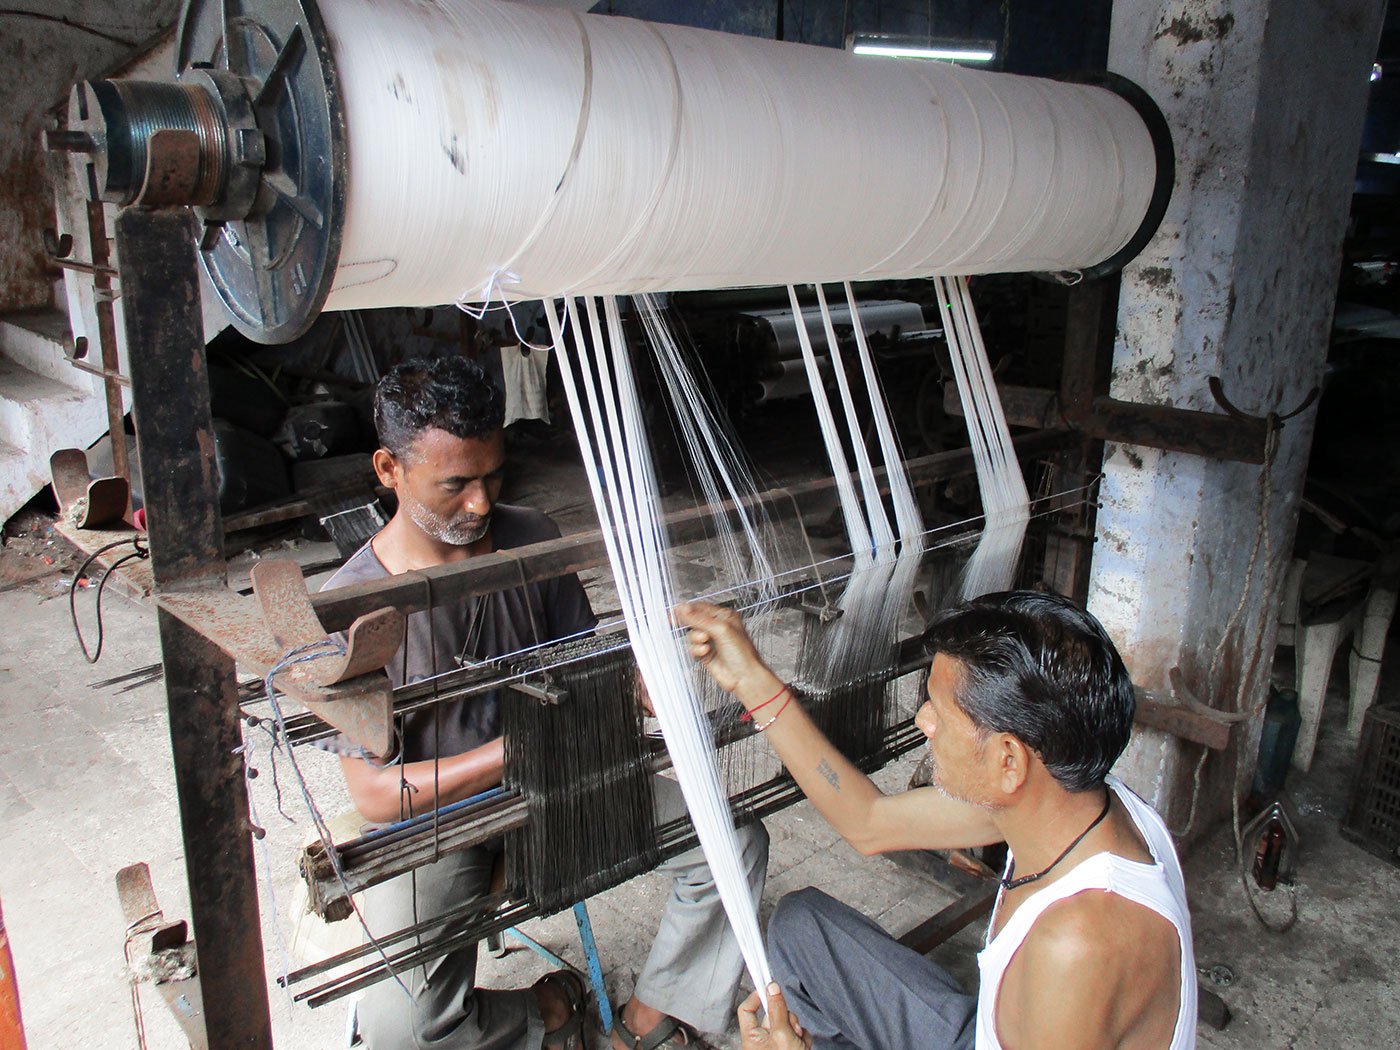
[768,888,976,1050]
[357,777,769,1049]
[358,843,543,1050]
[635,778,770,1034]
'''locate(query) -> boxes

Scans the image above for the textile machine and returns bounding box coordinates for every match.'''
[41,1,1269,1044]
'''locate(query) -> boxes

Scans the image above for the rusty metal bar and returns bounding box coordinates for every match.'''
[117,207,273,1050]
[86,201,131,510]
[1082,395,1268,465]
[944,384,1268,465]
[67,357,131,387]
[50,255,119,278]
[310,428,1079,632]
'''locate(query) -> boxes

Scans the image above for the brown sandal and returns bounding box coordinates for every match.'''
[540,970,591,1050]
[611,1011,691,1050]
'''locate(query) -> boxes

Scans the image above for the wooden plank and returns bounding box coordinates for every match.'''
[1134,690,1235,751]
[897,883,999,955]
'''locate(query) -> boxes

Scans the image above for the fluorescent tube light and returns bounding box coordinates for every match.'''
[849,34,997,63]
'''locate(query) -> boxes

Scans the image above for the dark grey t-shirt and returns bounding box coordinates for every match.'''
[320,504,597,763]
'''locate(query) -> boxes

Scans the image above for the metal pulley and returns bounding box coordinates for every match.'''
[46,0,345,344]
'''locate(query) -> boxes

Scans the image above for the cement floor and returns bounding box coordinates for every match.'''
[2,444,1398,1048]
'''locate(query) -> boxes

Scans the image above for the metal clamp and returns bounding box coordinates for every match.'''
[509,673,570,705]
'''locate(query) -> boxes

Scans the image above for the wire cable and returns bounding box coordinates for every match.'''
[68,536,149,664]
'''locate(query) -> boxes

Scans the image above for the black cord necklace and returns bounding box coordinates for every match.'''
[1001,789,1113,891]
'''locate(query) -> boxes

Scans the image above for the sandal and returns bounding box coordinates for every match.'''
[611,1010,691,1050]
[540,970,591,1050]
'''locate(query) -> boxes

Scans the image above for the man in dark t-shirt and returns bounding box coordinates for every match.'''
[326,356,767,1050]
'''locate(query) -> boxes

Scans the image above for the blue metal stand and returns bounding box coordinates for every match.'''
[504,901,614,1033]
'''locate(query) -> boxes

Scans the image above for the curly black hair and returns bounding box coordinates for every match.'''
[920,590,1136,792]
[373,356,506,459]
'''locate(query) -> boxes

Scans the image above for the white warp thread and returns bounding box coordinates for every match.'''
[545,297,775,1001]
[789,285,926,686]
[934,275,1030,598]
[319,0,1156,307]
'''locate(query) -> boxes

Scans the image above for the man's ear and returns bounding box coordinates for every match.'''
[371,448,399,488]
[992,733,1032,795]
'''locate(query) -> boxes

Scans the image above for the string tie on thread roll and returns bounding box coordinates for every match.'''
[456,267,557,351]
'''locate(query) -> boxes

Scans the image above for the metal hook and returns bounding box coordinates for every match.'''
[43,228,74,259]
[1208,375,1318,427]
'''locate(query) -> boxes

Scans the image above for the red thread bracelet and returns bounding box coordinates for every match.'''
[754,693,793,732]
[740,684,789,723]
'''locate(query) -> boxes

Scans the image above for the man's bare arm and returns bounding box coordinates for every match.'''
[340,738,505,824]
[676,602,999,855]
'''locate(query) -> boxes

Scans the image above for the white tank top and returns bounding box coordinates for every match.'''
[974,775,1196,1050]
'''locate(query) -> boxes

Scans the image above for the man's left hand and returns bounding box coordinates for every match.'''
[738,985,812,1050]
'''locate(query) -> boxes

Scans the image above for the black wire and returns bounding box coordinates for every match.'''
[69,537,149,664]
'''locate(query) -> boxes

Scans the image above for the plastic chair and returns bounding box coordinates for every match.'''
[1278,548,1399,770]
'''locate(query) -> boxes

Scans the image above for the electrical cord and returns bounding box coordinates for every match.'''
[68,536,149,664]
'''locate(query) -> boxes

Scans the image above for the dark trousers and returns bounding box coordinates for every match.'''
[769,888,977,1050]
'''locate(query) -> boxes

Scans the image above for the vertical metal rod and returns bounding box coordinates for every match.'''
[116,207,274,1049]
[85,200,130,511]
[1059,280,1109,424]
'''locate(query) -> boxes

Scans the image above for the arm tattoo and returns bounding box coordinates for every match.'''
[816,757,841,792]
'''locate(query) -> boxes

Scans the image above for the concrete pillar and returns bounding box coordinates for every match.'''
[1090,0,1385,836]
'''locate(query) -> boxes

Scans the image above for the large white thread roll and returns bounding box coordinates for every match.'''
[319,0,1156,308]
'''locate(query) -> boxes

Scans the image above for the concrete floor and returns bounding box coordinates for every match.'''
[2,441,1398,1048]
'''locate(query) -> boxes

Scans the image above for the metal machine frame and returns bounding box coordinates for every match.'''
[42,2,1267,1044]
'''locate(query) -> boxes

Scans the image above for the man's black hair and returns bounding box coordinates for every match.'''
[374,356,506,459]
[920,590,1135,792]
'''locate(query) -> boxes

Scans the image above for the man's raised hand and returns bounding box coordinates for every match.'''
[674,601,776,698]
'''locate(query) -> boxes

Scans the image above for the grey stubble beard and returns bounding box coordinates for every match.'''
[404,496,490,547]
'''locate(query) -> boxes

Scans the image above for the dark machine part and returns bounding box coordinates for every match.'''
[117,208,274,1047]
[48,0,345,344]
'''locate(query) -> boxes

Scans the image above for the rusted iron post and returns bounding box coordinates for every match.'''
[117,207,273,1049]
[1059,280,1110,425]
[86,200,131,509]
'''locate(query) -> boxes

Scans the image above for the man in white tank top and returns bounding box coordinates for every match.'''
[677,591,1195,1049]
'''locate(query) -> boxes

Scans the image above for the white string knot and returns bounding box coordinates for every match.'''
[455,267,558,352]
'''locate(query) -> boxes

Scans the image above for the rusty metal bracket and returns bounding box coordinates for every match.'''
[42,228,73,259]
[251,560,403,687]
[50,448,130,529]
[246,559,404,755]
[116,863,207,1050]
